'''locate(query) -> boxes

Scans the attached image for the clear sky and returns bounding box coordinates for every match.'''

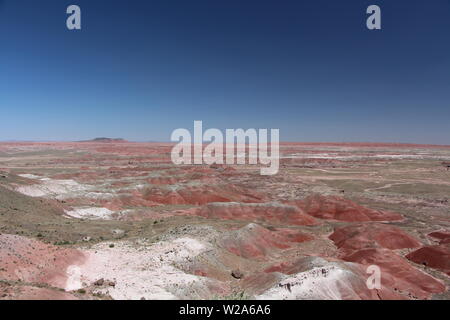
[1,0,449,143]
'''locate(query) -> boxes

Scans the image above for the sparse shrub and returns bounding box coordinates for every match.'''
[54,240,71,246]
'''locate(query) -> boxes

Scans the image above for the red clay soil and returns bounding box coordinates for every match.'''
[219,223,313,259]
[429,231,450,239]
[100,191,160,210]
[144,185,264,205]
[342,248,446,299]
[197,202,317,226]
[428,231,450,244]
[292,194,403,222]
[329,223,421,256]
[147,177,181,185]
[0,234,86,289]
[328,225,445,299]
[406,244,450,276]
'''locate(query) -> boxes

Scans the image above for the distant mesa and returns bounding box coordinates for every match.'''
[78,137,128,143]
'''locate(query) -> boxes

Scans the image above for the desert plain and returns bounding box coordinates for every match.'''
[0,140,449,300]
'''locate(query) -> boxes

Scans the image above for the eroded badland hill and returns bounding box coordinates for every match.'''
[0,142,449,300]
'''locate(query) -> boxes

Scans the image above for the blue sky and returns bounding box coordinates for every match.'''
[0,0,449,143]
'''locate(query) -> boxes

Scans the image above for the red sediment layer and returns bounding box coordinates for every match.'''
[220,224,313,259]
[292,194,403,222]
[144,185,264,205]
[329,225,445,299]
[428,231,450,244]
[147,177,180,185]
[406,244,450,276]
[429,231,450,240]
[342,248,445,299]
[197,202,318,226]
[329,223,421,255]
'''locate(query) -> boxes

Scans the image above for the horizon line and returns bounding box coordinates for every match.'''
[1,140,450,148]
